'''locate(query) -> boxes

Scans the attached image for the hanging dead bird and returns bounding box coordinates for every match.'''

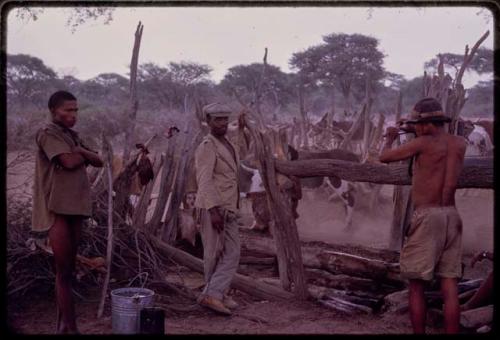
[135,143,154,186]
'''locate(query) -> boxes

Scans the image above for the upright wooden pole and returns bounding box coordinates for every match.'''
[122,21,144,163]
[246,118,308,300]
[97,134,115,318]
[388,91,413,250]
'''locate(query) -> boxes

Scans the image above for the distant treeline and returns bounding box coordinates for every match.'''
[6,33,493,149]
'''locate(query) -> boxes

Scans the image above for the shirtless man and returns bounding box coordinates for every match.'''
[379,97,467,334]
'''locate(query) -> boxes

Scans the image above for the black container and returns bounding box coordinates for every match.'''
[139,307,165,334]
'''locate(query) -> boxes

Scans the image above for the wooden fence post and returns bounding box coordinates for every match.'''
[246,117,308,300]
[123,21,144,163]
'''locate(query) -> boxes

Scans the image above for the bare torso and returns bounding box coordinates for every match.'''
[411,133,467,209]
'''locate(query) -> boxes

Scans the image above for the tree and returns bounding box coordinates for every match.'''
[13,7,115,33]
[398,76,425,115]
[136,61,213,112]
[137,62,175,110]
[290,33,386,113]
[424,47,493,77]
[168,61,213,113]
[79,73,129,106]
[168,61,212,86]
[7,54,59,110]
[462,79,493,118]
[220,63,295,115]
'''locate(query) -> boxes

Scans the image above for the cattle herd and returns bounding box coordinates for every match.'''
[110,113,493,253]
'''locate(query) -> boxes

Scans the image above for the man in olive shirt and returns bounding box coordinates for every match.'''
[32,91,103,333]
[195,103,241,315]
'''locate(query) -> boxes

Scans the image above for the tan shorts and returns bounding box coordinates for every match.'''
[400,206,463,281]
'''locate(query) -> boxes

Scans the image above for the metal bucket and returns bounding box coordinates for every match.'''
[111,287,155,334]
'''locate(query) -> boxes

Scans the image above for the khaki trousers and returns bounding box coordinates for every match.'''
[200,209,240,300]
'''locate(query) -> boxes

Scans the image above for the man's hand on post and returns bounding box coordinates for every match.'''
[397,119,416,134]
[383,126,400,145]
[209,206,225,233]
[238,112,247,130]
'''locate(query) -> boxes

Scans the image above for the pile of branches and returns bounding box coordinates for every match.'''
[6,127,200,306]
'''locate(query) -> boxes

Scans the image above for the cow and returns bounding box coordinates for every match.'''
[239,162,271,231]
[238,145,359,233]
[458,118,493,157]
[307,112,375,152]
[293,147,360,230]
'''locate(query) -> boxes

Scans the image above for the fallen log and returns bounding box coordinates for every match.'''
[305,269,394,297]
[383,278,484,314]
[275,157,493,189]
[321,296,372,314]
[150,237,294,301]
[239,256,276,266]
[425,278,483,300]
[240,229,403,284]
[241,229,400,262]
[309,284,373,314]
[424,278,484,308]
[311,285,382,311]
[460,305,493,329]
[458,288,478,303]
[428,305,493,330]
[382,289,409,313]
[260,278,375,314]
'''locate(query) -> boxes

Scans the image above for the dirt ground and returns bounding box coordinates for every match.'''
[6,151,494,334]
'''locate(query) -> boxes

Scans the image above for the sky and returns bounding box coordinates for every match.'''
[6,6,494,88]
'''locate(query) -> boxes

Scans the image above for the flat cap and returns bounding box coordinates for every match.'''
[202,102,232,119]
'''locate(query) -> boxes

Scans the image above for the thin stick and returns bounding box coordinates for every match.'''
[97,134,115,318]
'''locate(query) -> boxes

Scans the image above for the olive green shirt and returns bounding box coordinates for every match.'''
[194,133,240,213]
[31,122,92,234]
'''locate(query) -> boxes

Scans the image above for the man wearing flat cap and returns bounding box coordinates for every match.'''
[379,97,467,334]
[194,102,241,315]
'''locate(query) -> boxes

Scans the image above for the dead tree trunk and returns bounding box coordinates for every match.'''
[161,128,191,243]
[339,104,365,150]
[164,128,203,244]
[254,47,268,117]
[361,75,373,161]
[240,230,402,284]
[274,157,493,189]
[246,117,308,299]
[297,76,309,149]
[389,91,413,250]
[329,90,336,126]
[151,237,295,301]
[448,30,490,135]
[132,155,163,230]
[423,31,489,135]
[122,21,144,163]
[97,134,115,318]
[145,131,180,235]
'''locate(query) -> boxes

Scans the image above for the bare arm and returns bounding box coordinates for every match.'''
[379,127,425,163]
[75,146,104,167]
[57,147,103,169]
[57,152,86,170]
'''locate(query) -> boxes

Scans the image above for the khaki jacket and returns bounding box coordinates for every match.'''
[194,133,240,212]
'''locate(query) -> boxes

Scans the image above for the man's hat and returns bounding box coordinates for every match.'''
[405,110,452,124]
[202,102,232,119]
